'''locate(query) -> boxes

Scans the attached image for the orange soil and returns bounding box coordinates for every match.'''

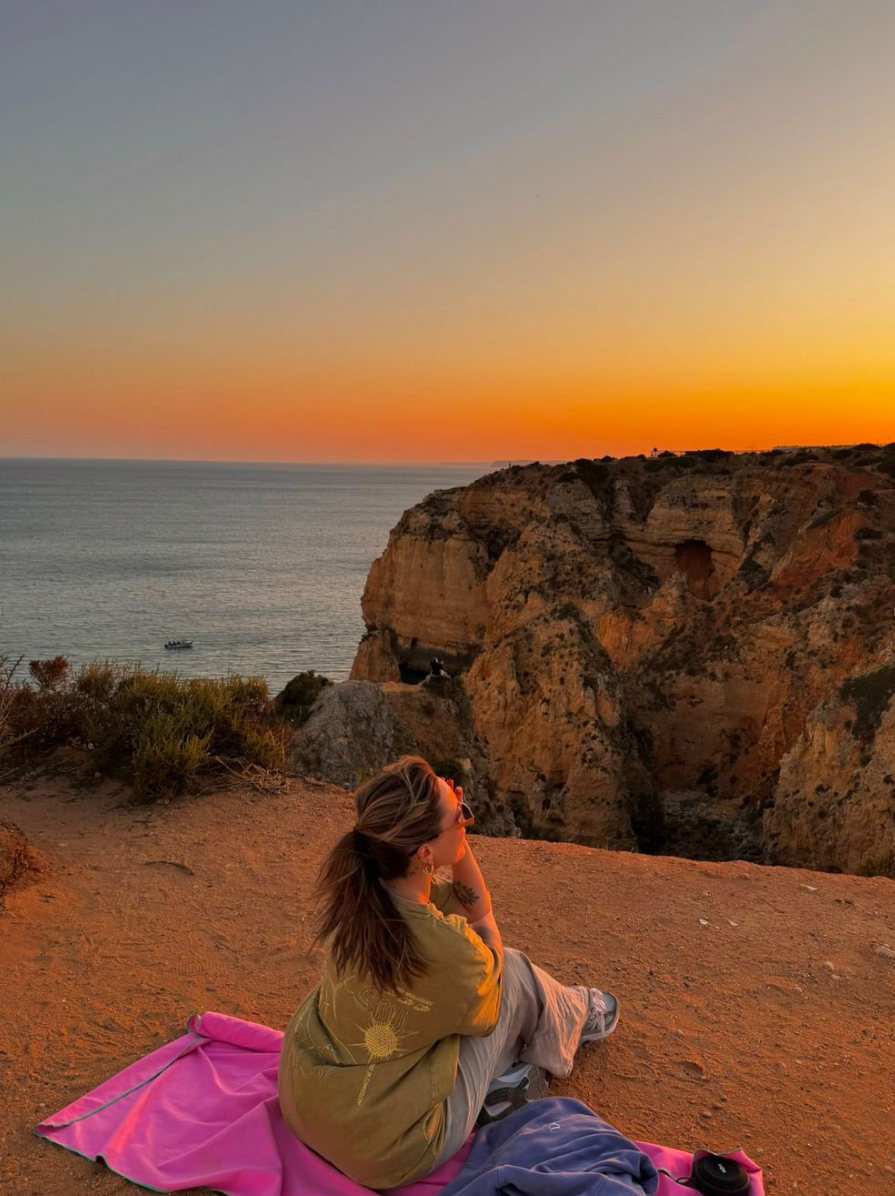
[2,771,894,1195]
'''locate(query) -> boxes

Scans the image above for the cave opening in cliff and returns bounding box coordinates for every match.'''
[397,636,429,684]
[396,637,477,684]
[398,662,430,684]
[674,538,718,600]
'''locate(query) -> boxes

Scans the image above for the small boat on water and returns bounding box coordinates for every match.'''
[164,640,193,650]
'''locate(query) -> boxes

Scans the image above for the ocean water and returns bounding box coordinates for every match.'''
[0,458,495,695]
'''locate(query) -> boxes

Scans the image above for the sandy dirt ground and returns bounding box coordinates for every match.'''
[2,769,895,1195]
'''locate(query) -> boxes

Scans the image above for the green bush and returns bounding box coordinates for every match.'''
[274,669,333,726]
[0,655,289,802]
[426,757,467,786]
[3,656,82,752]
[131,709,215,802]
[560,459,611,499]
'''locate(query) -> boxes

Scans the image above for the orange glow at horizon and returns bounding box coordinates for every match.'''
[5,353,895,463]
[5,6,895,463]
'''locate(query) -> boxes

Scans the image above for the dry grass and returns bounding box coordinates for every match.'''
[0,654,289,803]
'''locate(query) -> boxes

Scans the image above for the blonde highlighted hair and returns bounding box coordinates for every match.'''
[310,755,444,992]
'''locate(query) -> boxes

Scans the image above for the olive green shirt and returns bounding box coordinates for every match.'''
[278,878,503,1189]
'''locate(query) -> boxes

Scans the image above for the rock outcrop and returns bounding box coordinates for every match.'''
[286,676,515,826]
[295,444,895,872]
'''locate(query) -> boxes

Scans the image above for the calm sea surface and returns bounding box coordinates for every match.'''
[0,459,495,694]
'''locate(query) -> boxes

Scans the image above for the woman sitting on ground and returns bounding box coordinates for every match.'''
[277,755,619,1190]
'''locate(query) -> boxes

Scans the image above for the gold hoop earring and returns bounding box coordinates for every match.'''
[424,860,435,876]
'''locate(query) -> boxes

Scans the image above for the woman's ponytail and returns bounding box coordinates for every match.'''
[309,755,444,992]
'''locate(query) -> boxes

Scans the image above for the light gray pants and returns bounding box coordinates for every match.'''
[432,946,593,1168]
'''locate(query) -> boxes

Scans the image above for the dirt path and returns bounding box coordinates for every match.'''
[2,773,894,1194]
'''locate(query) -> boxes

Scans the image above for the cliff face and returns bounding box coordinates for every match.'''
[341,445,895,872]
[764,660,895,873]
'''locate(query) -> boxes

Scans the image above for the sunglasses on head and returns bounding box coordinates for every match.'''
[443,777,475,829]
[449,799,475,829]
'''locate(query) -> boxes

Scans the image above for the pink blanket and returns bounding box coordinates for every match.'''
[34,1011,764,1196]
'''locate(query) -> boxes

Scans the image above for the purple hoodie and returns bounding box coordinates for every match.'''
[436,1097,660,1196]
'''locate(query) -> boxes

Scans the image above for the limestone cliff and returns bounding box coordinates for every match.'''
[764,656,895,873]
[301,444,895,873]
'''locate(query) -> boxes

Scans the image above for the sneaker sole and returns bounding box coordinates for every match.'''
[476,1065,551,1126]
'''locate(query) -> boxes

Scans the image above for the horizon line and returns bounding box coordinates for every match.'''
[0,455,515,467]
[0,446,811,467]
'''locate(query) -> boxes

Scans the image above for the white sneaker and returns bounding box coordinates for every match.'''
[476,1061,550,1126]
[579,990,620,1043]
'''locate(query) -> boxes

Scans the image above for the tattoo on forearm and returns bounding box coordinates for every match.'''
[452,880,479,908]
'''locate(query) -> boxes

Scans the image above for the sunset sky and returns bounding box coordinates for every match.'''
[3,1,895,463]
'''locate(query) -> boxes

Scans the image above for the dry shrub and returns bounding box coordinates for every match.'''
[855,849,895,880]
[0,654,288,803]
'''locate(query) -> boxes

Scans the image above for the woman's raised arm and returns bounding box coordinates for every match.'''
[449,838,491,922]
